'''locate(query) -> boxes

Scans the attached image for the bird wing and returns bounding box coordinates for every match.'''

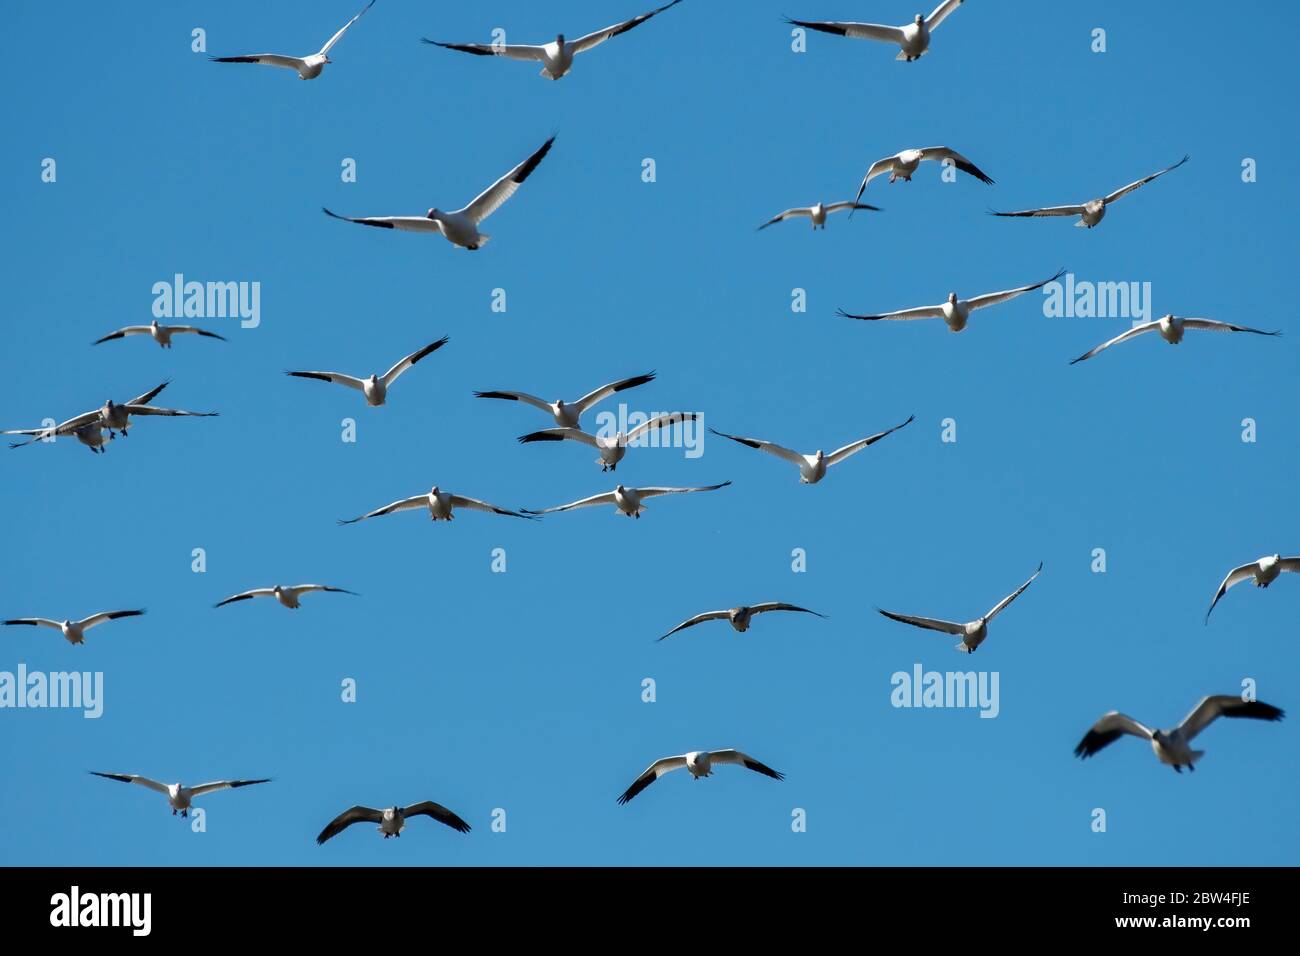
[825,414,914,466]
[1103,154,1189,204]
[1068,321,1160,365]
[90,772,170,795]
[747,602,827,620]
[474,389,553,413]
[93,326,151,344]
[322,207,444,233]
[836,302,945,322]
[380,336,450,387]
[524,491,618,515]
[966,268,1066,311]
[573,371,656,414]
[1279,558,1300,574]
[709,750,785,780]
[1205,561,1262,621]
[339,495,428,524]
[983,563,1043,621]
[708,428,804,465]
[518,427,600,448]
[657,610,731,641]
[168,326,227,340]
[316,805,384,844]
[420,39,548,62]
[634,481,731,499]
[210,54,306,70]
[448,494,536,519]
[757,207,812,230]
[4,410,103,444]
[853,156,901,203]
[1073,712,1153,759]
[287,585,357,597]
[318,0,376,56]
[875,607,966,635]
[625,411,698,442]
[460,136,556,224]
[1180,318,1280,337]
[404,801,472,833]
[925,0,965,29]
[2,618,62,630]
[127,381,170,406]
[121,404,218,418]
[784,18,904,44]
[1178,695,1285,741]
[78,609,146,631]
[569,0,684,55]
[213,588,277,608]
[917,147,995,184]
[989,204,1087,218]
[825,200,881,214]
[285,370,367,392]
[617,755,689,804]
[189,778,271,797]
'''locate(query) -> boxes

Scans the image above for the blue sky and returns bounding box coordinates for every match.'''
[1,0,1296,866]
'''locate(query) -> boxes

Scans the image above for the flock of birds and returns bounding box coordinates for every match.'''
[6,0,1293,848]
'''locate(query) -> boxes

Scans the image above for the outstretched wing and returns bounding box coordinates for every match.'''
[626,411,699,442]
[189,778,271,797]
[78,609,146,631]
[918,147,995,185]
[709,750,785,780]
[657,610,730,641]
[210,54,305,71]
[318,0,376,56]
[474,388,553,413]
[421,39,548,62]
[983,563,1043,622]
[1068,321,1160,365]
[461,136,556,224]
[1073,712,1153,759]
[825,415,914,466]
[784,18,903,44]
[708,427,804,465]
[518,427,600,448]
[573,371,656,414]
[989,203,1086,219]
[524,491,618,515]
[875,607,965,635]
[213,588,276,608]
[323,207,443,233]
[339,495,428,524]
[757,207,811,230]
[1177,695,1284,741]
[1103,154,1189,205]
[89,771,170,795]
[966,269,1065,311]
[93,326,152,344]
[853,156,902,203]
[404,801,472,834]
[448,494,537,519]
[748,603,827,620]
[286,370,367,392]
[569,0,684,55]
[1205,561,1261,622]
[617,755,688,804]
[925,0,965,29]
[381,336,450,386]
[316,805,384,844]
[634,481,731,499]
[1181,318,1280,337]
[836,303,944,322]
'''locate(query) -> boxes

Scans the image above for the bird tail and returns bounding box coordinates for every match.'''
[474,234,492,248]
[1189,749,1206,765]
[1073,219,1087,228]
[954,641,974,654]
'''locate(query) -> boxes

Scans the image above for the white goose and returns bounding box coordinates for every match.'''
[475,371,656,429]
[1205,554,1300,622]
[709,415,913,484]
[340,486,535,524]
[317,801,471,844]
[210,0,375,80]
[1069,315,1279,365]
[518,412,699,472]
[786,0,965,62]
[323,136,555,250]
[5,419,110,454]
[618,750,783,804]
[838,269,1064,332]
[214,584,357,610]
[2,609,145,646]
[423,0,684,81]
[286,336,449,407]
[876,563,1042,653]
[658,603,827,641]
[991,155,1189,229]
[757,200,881,231]
[524,481,731,519]
[93,319,227,349]
[90,772,270,817]
[853,146,994,205]
[4,382,218,449]
[1074,696,1285,773]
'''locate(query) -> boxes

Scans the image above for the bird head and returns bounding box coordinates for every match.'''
[150,319,159,329]
[814,449,825,460]
[914,14,924,25]
[272,585,283,595]
[614,484,627,494]
[426,208,440,220]
[367,373,378,384]
[429,485,440,496]
[556,33,566,44]
[1151,729,1164,743]
[947,292,958,304]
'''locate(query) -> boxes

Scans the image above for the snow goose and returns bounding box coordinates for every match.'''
[214,584,357,610]
[524,481,730,519]
[423,0,684,81]
[876,563,1042,653]
[518,412,699,472]
[838,269,1064,332]
[658,603,826,641]
[2,609,144,646]
[618,750,783,804]
[340,486,535,524]
[853,146,993,205]
[1074,696,1284,773]
[286,336,448,407]
[475,371,655,429]
[93,319,227,349]
[4,381,218,449]
[90,772,270,817]
[5,419,110,454]
[758,200,881,231]
[323,136,555,250]
[1069,315,1279,364]
[991,155,1188,229]
[1205,554,1300,622]
[317,801,471,844]
[210,0,375,80]
[786,0,965,61]
[709,415,913,484]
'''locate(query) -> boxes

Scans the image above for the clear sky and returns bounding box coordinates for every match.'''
[2,0,1296,866]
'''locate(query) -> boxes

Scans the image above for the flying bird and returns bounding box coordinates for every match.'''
[93,319,227,349]
[710,415,912,484]
[214,584,357,610]
[475,371,655,429]
[1205,554,1300,622]
[423,0,684,81]
[617,749,783,804]
[317,801,471,844]
[286,336,449,407]
[323,136,555,250]
[853,146,993,206]
[89,772,270,817]
[524,482,731,519]
[876,563,1042,653]
[2,609,145,646]
[4,382,218,450]
[4,420,110,454]
[1069,315,1279,365]
[339,486,535,524]
[757,200,881,231]
[838,269,1064,332]
[210,0,376,80]
[658,603,826,642]
[786,0,966,62]
[517,412,699,472]
[991,155,1189,229]
[1074,696,1284,773]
